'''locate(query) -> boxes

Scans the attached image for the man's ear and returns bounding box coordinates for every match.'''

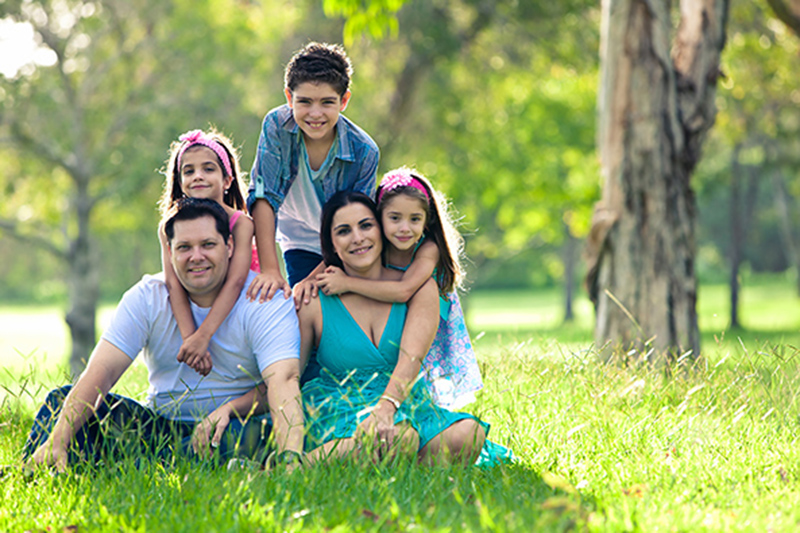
[284,87,293,107]
[227,235,234,259]
[339,90,351,112]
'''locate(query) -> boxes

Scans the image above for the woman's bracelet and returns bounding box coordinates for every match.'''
[379,395,401,411]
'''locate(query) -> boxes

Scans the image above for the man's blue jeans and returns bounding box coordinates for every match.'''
[23,385,272,467]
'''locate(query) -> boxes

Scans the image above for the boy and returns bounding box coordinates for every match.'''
[246,42,379,311]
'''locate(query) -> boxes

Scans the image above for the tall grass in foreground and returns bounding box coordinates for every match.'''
[3,339,800,532]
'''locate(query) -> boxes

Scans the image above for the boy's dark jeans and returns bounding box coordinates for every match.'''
[284,248,323,384]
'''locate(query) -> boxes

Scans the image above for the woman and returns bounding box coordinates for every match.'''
[299,191,488,464]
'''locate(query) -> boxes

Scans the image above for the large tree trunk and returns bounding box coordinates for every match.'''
[586,0,728,363]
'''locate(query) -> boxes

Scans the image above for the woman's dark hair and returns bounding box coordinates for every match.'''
[320,191,380,269]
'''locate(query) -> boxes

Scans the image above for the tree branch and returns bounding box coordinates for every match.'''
[764,0,800,37]
[0,218,67,259]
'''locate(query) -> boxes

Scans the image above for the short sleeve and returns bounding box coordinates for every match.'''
[101,278,154,360]
[247,295,300,373]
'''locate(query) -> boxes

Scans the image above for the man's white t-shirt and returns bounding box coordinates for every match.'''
[102,271,300,421]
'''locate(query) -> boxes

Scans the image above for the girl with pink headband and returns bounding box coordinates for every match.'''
[316,166,484,410]
[157,128,257,375]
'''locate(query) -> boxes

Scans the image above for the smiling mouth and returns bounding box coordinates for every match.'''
[350,245,372,255]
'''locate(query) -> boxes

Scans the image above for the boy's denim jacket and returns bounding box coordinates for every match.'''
[247,104,379,214]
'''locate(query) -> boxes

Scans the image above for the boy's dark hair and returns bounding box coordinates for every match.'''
[320,191,379,269]
[164,197,230,245]
[285,42,353,97]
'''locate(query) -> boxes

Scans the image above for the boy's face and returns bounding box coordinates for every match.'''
[285,82,351,146]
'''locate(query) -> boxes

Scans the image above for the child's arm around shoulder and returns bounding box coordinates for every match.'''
[180,214,255,373]
[296,293,322,374]
[159,222,199,351]
[316,240,439,303]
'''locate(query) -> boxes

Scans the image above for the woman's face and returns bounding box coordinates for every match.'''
[331,202,382,272]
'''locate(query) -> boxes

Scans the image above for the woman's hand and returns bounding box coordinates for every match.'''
[177,332,212,376]
[247,269,291,303]
[315,266,350,296]
[192,405,232,458]
[355,401,397,458]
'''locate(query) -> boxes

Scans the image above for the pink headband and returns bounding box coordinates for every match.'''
[377,168,430,204]
[177,130,233,177]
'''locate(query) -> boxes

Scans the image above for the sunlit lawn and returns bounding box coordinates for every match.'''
[2,277,800,531]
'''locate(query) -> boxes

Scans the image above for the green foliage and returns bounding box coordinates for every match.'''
[323,0,404,45]
[347,0,600,278]
[694,0,800,280]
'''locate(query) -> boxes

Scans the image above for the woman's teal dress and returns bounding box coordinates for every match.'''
[302,292,488,450]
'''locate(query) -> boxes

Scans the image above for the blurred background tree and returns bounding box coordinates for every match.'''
[1,0,798,371]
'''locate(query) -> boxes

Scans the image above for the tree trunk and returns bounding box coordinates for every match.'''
[562,224,577,323]
[729,148,742,329]
[729,150,760,330]
[65,180,99,379]
[773,173,800,295]
[586,0,728,363]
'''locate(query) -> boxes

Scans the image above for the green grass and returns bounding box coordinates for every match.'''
[2,277,800,531]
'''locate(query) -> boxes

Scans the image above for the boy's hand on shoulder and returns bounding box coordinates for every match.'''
[247,270,291,303]
[316,266,349,296]
[293,277,319,310]
[179,332,213,376]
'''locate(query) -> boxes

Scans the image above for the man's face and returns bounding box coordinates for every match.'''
[169,216,232,307]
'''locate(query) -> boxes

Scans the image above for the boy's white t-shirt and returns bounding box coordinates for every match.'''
[276,135,338,255]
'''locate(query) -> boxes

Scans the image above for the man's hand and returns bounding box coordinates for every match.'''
[247,269,291,303]
[28,438,69,473]
[355,401,397,459]
[292,276,319,310]
[192,406,232,458]
[177,332,212,376]
[315,266,350,296]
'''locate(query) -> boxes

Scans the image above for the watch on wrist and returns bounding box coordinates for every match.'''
[275,450,303,466]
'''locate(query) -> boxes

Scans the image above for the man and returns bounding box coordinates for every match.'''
[26,198,303,471]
